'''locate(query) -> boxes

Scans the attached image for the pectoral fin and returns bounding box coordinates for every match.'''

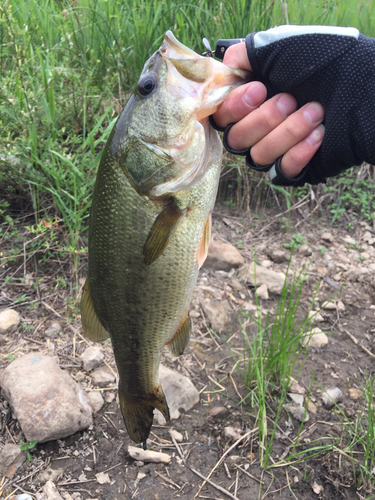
[80,278,110,342]
[166,313,191,356]
[143,201,186,265]
[197,213,211,268]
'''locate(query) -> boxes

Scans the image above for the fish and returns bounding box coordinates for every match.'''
[80,31,249,447]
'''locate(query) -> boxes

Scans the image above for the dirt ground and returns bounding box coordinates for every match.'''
[0,203,375,500]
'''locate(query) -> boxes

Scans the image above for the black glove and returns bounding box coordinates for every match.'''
[224,26,375,186]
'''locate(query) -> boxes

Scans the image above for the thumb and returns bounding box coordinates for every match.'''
[223,42,252,72]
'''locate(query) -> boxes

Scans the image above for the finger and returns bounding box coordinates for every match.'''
[225,93,298,151]
[222,42,251,71]
[280,125,325,178]
[250,102,325,165]
[213,81,267,128]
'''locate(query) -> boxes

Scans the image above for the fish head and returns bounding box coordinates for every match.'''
[112,31,250,197]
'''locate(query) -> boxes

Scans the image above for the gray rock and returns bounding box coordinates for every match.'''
[230,277,245,292]
[91,368,116,387]
[80,346,104,372]
[322,387,343,408]
[267,248,290,264]
[201,299,231,333]
[45,322,62,339]
[204,240,244,271]
[260,259,272,268]
[302,327,328,348]
[256,284,269,300]
[35,467,64,485]
[87,391,105,412]
[36,480,64,500]
[0,309,21,334]
[298,243,312,256]
[159,364,199,419]
[238,262,286,294]
[0,353,92,443]
[224,426,243,440]
[284,404,309,422]
[0,443,26,478]
[321,232,334,243]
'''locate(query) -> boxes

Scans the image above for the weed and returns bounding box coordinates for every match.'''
[18,440,38,462]
[283,233,307,250]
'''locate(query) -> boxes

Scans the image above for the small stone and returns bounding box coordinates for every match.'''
[311,480,324,495]
[0,353,92,443]
[288,378,306,395]
[105,392,116,404]
[267,248,290,264]
[0,444,26,478]
[238,262,286,294]
[298,244,312,257]
[260,259,272,268]
[136,471,146,481]
[95,472,111,484]
[159,364,199,420]
[37,480,64,500]
[204,240,244,271]
[128,446,171,464]
[153,409,167,425]
[363,231,373,242]
[134,461,144,467]
[369,263,375,272]
[284,404,309,422]
[302,328,328,348]
[224,427,242,441]
[87,391,105,412]
[45,322,62,339]
[91,368,116,387]
[307,401,318,415]
[308,310,324,323]
[14,495,33,500]
[226,455,242,465]
[80,346,104,372]
[322,300,336,310]
[348,388,363,400]
[169,429,184,443]
[0,309,21,334]
[256,284,269,300]
[201,299,231,333]
[321,232,334,243]
[337,300,346,312]
[208,406,228,418]
[35,467,64,485]
[230,277,245,291]
[190,310,200,318]
[288,393,304,406]
[360,252,370,260]
[74,371,85,382]
[322,387,343,408]
[342,235,356,245]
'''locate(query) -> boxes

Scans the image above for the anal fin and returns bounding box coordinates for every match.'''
[166,313,191,357]
[118,383,170,445]
[198,212,211,268]
[143,200,186,265]
[80,277,110,342]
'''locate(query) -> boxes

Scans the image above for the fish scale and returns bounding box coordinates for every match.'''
[81,31,249,446]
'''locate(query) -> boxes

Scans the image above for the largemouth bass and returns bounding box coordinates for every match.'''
[81,32,249,447]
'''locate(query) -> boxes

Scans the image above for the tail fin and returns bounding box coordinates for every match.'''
[118,384,170,447]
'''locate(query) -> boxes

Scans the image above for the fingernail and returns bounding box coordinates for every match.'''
[276,94,297,116]
[305,124,325,145]
[303,103,324,124]
[243,82,266,108]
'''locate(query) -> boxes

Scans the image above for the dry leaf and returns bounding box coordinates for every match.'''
[311,480,323,494]
[96,471,111,484]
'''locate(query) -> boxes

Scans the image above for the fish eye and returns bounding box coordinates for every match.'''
[138,75,157,96]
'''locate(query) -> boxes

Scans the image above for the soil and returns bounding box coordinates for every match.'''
[0,203,375,500]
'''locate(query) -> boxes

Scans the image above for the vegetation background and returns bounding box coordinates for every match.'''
[1,0,375,275]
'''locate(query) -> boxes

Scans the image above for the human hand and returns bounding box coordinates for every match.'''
[213,42,325,179]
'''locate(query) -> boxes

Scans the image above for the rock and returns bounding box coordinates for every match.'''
[363,231,373,242]
[322,300,336,310]
[91,368,116,387]
[256,284,269,300]
[0,444,26,478]
[284,404,309,422]
[260,259,272,268]
[0,309,21,334]
[80,346,104,372]
[45,322,62,339]
[105,392,116,404]
[307,401,318,415]
[267,248,290,264]
[322,387,343,408]
[321,232,334,243]
[87,391,105,412]
[35,467,64,485]
[208,406,228,418]
[204,240,244,271]
[14,495,33,500]
[159,364,199,420]
[337,300,346,312]
[153,409,167,425]
[169,429,184,443]
[238,262,286,294]
[288,378,306,395]
[190,310,200,318]
[348,388,363,401]
[288,393,304,406]
[342,235,356,245]
[95,472,111,484]
[298,244,312,256]
[201,299,231,333]
[308,310,324,323]
[74,371,85,382]
[224,427,243,441]
[360,252,370,260]
[36,480,64,500]
[302,327,328,348]
[0,353,92,443]
[230,277,245,292]
[369,263,375,272]
[128,446,171,464]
